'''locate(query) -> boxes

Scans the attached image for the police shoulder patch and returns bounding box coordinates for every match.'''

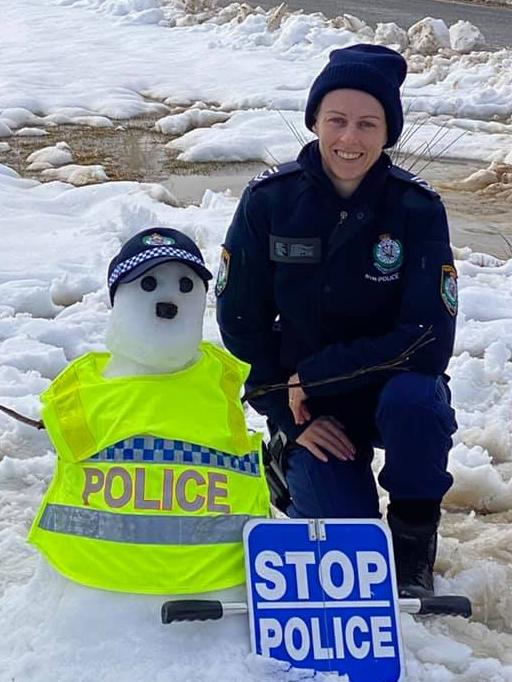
[389,166,439,198]
[248,161,301,191]
[215,246,231,297]
[441,264,458,316]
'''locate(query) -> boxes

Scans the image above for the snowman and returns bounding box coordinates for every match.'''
[29,228,270,596]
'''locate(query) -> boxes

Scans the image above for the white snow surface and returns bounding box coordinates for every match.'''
[0,0,512,166]
[0,162,512,680]
[0,1,512,681]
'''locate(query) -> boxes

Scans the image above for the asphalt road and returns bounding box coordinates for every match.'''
[217,0,512,48]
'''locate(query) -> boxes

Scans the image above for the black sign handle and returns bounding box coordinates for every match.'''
[161,597,472,624]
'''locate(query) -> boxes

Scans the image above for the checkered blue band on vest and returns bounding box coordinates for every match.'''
[88,437,260,476]
[108,247,204,287]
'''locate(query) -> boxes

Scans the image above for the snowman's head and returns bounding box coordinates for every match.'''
[105,228,212,375]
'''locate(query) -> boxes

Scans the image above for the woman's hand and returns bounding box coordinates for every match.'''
[288,372,311,425]
[296,416,356,463]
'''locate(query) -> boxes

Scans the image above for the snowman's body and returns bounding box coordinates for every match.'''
[29,231,270,597]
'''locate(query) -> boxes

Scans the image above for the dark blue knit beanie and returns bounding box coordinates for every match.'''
[305,44,407,148]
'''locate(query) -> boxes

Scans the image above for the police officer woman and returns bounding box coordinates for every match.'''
[216,44,458,598]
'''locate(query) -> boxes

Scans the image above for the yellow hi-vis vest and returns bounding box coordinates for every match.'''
[29,342,270,594]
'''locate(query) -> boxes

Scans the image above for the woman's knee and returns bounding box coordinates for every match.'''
[377,373,451,416]
[284,446,380,519]
[379,372,435,408]
[376,373,457,446]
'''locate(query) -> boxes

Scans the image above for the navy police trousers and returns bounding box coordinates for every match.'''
[285,373,457,519]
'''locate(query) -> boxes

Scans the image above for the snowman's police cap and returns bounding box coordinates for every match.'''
[108,228,213,304]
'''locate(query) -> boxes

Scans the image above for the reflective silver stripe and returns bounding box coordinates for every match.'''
[39,504,252,545]
[88,437,260,477]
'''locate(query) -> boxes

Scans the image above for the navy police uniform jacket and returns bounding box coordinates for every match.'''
[216,141,457,441]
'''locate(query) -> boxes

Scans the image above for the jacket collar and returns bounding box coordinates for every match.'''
[297,140,391,207]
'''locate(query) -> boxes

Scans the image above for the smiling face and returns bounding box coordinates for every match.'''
[313,89,387,198]
[105,261,206,375]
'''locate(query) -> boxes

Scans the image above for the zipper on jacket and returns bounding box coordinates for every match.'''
[328,209,349,249]
[338,210,348,226]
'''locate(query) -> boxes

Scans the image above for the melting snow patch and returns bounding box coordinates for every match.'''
[15,127,48,137]
[26,142,74,172]
[41,164,109,186]
[156,109,231,135]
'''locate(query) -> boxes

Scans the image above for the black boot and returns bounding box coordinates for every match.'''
[388,513,438,599]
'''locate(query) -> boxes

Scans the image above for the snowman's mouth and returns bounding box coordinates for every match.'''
[156,302,178,319]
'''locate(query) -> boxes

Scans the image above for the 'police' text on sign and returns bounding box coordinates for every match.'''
[243,519,404,682]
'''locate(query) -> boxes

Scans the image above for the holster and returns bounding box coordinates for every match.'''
[263,428,291,513]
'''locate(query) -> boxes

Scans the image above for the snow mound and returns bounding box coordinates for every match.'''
[0,164,20,178]
[445,443,512,513]
[452,247,507,268]
[0,337,67,380]
[137,182,179,206]
[374,22,408,52]
[407,17,451,55]
[459,286,512,322]
[165,0,265,28]
[41,164,109,186]
[168,109,313,163]
[0,280,62,318]
[15,127,48,137]
[49,273,103,307]
[156,108,231,135]
[444,161,512,199]
[45,112,114,127]
[26,142,74,172]
[0,122,12,138]
[449,20,486,54]
[0,108,46,133]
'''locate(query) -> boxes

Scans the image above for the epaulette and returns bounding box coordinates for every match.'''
[248,161,301,191]
[389,165,440,199]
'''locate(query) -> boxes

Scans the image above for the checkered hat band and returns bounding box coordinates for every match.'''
[108,247,204,287]
[89,437,261,477]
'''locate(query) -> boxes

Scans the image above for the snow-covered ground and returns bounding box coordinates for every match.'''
[0,1,512,680]
[1,0,512,171]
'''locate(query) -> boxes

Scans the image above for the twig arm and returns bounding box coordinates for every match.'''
[243,326,435,403]
[0,404,45,430]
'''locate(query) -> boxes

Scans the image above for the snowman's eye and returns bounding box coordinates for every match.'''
[179,277,194,293]
[140,276,157,292]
